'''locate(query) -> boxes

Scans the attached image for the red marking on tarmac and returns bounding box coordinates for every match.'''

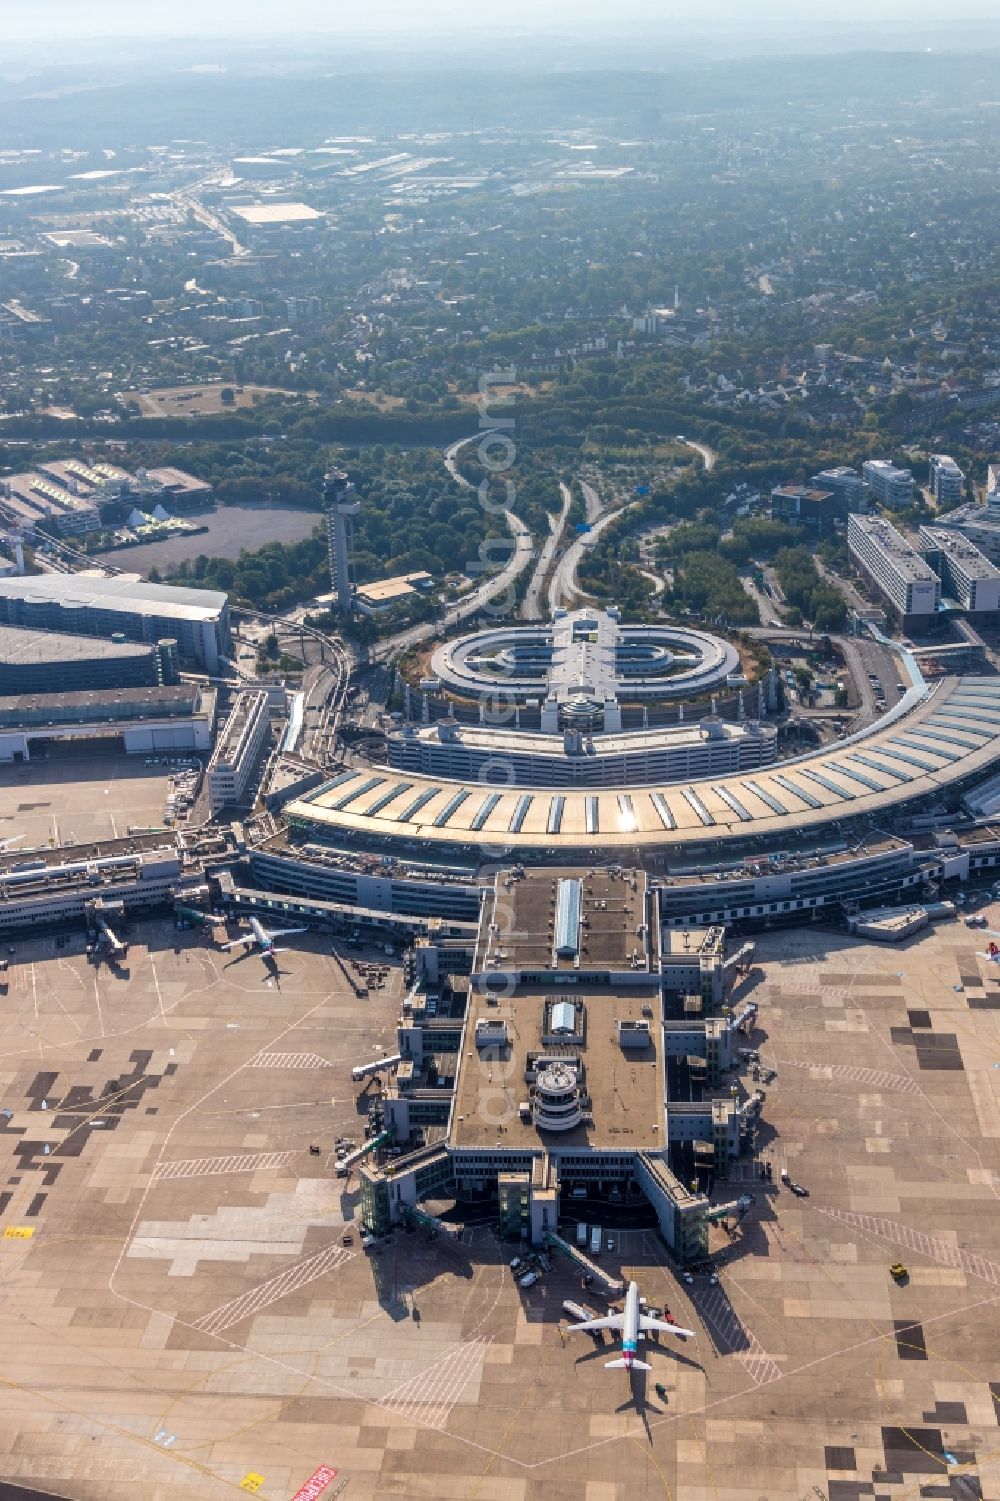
[289,1465,338,1501]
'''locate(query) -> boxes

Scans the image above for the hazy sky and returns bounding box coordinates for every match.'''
[6,0,1000,43]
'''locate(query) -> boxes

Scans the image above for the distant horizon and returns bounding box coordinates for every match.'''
[5,0,1000,47]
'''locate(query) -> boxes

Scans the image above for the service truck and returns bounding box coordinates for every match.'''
[590,1225,602,1255]
[576,1222,587,1248]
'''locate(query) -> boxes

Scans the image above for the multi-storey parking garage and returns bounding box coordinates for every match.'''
[287,675,1000,861]
[387,714,778,788]
[428,608,741,730]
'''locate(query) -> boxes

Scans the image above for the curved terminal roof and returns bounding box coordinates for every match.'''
[287,677,1000,855]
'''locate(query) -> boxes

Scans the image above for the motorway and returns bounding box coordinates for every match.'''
[373,435,534,660]
[542,438,718,613]
[741,573,784,627]
[547,500,631,613]
[170,174,248,258]
[815,557,872,616]
[582,479,603,524]
[522,480,571,621]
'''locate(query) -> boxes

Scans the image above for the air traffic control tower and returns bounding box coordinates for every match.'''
[324,468,359,614]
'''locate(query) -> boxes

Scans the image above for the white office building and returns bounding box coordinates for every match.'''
[207,690,272,813]
[862,459,915,510]
[847,513,940,626]
[928,454,965,508]
[919,526,1000,616]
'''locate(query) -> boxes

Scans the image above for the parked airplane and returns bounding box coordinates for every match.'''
[566,1280,695,1371]
[220,916,306,958]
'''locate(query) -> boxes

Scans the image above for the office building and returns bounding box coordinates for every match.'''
[862,459,915,510]
[207,690,272,813]
[928,454,965,508]
[810,466,870,513]
[0,575,229,673]
[354,571,434,616]
[770,484,842,535]
[928,504,1000,564]
[918,526,1000,617]
[0,473,100,536]
[0,626,178,695]
[286,295,321,323]
[847,513,940,629]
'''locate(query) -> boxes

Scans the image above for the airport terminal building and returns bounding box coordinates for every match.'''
[359,867,763,1264]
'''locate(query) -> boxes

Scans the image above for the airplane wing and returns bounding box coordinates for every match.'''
[566,1314,625,1334]
[640,1315,696,1339]
[269,927,306,939]
[219,938,248,951]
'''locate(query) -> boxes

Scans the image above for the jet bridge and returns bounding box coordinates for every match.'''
[544,1230,624,1295]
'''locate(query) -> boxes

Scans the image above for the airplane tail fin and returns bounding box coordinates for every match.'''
[604,1357,652,1371]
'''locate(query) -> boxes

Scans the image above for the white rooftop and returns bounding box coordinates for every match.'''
[0,572,227,623]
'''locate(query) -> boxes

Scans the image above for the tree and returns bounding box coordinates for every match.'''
[220,387,235,406]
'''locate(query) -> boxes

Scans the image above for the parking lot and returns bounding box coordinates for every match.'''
[0,747,181,848]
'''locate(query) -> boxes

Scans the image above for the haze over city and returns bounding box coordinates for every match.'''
[5,0,1000,46]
